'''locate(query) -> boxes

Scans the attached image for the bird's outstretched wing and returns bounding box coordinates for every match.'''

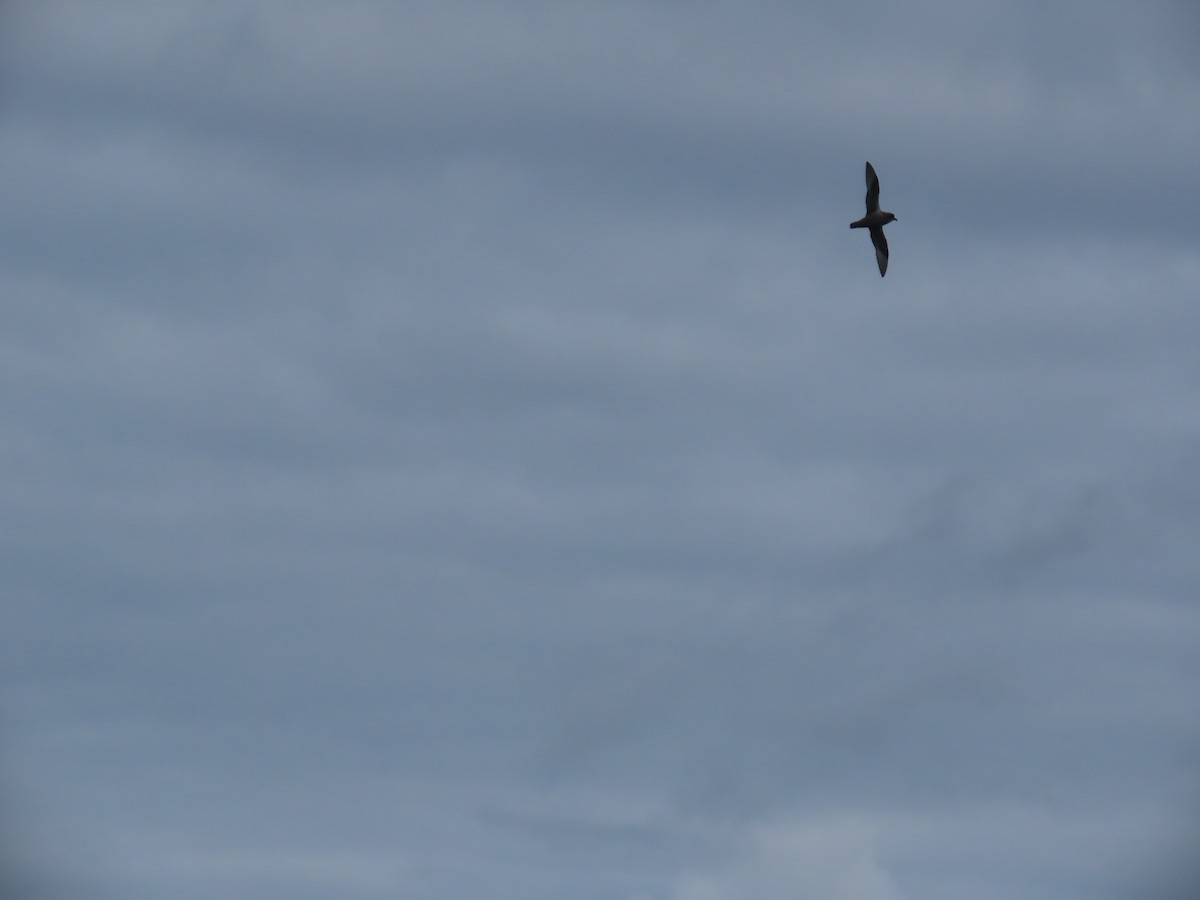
[869,225,889,276]
[865,161,881,214]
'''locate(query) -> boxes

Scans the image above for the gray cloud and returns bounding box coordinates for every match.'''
[2,1,1199,897]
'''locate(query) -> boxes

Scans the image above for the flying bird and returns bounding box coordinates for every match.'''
[850,162,898,276]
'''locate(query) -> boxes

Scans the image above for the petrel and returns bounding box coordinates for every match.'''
[850,162,898,276]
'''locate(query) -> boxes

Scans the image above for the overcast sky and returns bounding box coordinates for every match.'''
[2,1,1199,897]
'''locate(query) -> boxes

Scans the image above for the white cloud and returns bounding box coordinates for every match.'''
[674,816,904,900]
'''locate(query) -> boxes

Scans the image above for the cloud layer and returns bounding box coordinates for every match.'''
[2,1,1199,897]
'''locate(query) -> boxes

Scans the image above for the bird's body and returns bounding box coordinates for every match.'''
[850,162,897,276]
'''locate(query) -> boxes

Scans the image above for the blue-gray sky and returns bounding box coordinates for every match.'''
[2,1,1199,897]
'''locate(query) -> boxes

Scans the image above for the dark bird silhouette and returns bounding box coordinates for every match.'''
[850,162,898,276]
